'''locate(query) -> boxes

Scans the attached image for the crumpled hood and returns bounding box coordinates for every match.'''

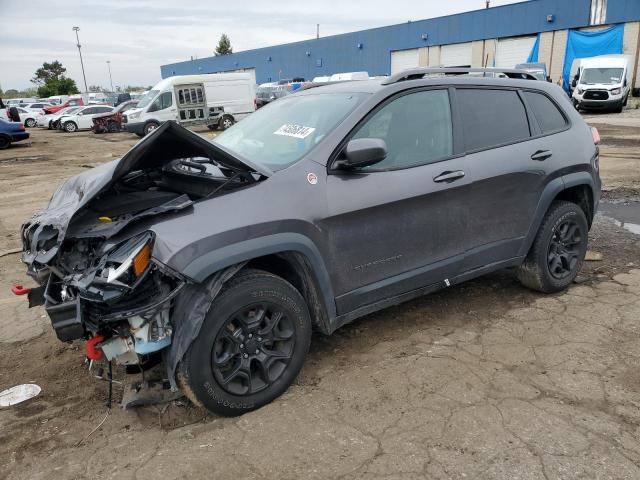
[22,121,270,269]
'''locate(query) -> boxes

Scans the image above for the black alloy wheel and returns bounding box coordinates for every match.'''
[212,302,296,396]
[547,219,583,280]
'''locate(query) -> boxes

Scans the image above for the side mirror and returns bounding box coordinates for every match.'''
[571,79,577,88]
[336,138,387,169]
[624,78,628,87]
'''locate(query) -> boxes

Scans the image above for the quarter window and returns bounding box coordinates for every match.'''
[458,89,530,152]
[352,89,453,169]
[522,91,567,134]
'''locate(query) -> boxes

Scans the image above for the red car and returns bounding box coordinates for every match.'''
[43,97,85,115]
[91,100,139,133]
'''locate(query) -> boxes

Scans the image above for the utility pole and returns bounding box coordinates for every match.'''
[72,26,89,93]
[316,24,320,39]
[106,60,114,92]
[485,1,490,8]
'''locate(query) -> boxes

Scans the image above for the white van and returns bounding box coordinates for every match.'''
[123,73,256,136]
[571,55,631,112]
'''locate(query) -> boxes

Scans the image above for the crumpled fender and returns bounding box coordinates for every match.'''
[166,261,247,390]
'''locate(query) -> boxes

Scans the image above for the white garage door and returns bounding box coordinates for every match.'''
[440,43,472,67]
[391,49,420,74]
[494,36,537,68]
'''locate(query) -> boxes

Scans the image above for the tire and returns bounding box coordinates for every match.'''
[623,95,628,107]
[219,114,234,130]
[143,121,159,136]
[0,135,10,150]
[64,121,77,133]
[178,269,312,416]
[517,201,589,293]
[614,104,623,114]
[25,118,36,128]
[107,121,119,133]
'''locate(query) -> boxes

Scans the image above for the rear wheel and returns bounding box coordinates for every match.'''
[219,114,234,130]
[64,121,77,132]
[25,118,36,128]
[0,135,10,149]
[178,269,312,416]
[143,121,159,136]
[517,201,589,293]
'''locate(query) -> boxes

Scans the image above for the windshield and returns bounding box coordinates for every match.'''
[214,92,365,171]
[581,68,624,85]
[137,89,159,109]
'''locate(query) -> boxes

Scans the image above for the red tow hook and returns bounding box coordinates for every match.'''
[86,335,106,360]
[11,284,31,296]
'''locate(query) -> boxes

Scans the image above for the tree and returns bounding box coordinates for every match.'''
[30,61,79,97]
[215,34,233,56]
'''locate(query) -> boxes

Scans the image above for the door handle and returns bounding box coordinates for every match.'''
[531,149,552,161]
[433,170,465,183]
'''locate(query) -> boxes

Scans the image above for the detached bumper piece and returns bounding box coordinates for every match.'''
[44,276,85,342]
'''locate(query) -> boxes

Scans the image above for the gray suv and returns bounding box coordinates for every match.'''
[20,68,601,415]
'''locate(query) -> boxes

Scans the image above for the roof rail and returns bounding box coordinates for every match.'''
[381,67,537,85]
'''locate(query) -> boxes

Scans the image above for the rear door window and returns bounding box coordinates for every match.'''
[457,88,530,152]
[522,91,567,134]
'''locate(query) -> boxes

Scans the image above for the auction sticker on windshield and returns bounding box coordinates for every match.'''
[274,124,316,139]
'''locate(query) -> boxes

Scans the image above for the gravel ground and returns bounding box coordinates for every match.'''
[1,111,639,480]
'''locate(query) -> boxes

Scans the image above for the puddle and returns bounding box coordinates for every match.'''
[599,201,640,235]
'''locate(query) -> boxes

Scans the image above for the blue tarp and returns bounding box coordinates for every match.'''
[562,24,624,91]
[527,34,540,63]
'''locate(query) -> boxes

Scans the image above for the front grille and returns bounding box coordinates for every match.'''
[584,90,609,100]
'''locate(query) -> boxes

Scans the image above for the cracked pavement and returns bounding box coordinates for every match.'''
[1,118,640,479]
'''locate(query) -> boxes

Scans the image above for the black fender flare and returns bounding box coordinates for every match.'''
[518,172,596,257]
[182,233,337,319]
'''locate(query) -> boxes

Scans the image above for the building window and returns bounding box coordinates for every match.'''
[590,0,607,25]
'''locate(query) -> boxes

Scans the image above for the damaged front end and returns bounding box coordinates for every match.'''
[19,121,269,384]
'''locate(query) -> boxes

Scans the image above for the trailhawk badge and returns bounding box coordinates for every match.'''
[307,173,318,185]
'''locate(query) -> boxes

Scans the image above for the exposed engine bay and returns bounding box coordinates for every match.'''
[19,122,268,399]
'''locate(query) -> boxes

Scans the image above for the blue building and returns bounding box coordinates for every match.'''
[161,0,640,91]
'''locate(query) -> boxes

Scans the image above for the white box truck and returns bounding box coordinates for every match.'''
[123,72,256,136]
[570,55,631,112]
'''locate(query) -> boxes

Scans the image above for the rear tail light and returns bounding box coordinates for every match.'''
[19,124,25,131]
[591,127,600,145]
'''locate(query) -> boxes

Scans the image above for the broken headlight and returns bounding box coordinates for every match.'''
[103,233,153,286]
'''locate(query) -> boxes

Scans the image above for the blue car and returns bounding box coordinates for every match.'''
[0,117,30,149]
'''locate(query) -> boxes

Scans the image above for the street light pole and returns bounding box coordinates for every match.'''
[72,26,89,93]
[106,60,114,92]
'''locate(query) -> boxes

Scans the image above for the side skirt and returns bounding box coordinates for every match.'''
[328,256,524,334]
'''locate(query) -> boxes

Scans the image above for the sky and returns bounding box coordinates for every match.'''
[0,0,524,92]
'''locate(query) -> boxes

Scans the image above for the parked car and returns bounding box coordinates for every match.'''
[22,102,52,111]
[58,105,114,132]
[92,100,139,133]
[19,68,600,416]
[10,107,40,127]
[0,118,29,149]
[6,98,36,107]
[570,55,631,112]
[515,63,550,81]
[43,96,85,114]
[38,106,81,129]
[256,85,291,108]
[123,72,256,136]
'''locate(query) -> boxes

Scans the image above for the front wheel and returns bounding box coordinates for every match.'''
[64,121,77,132]
[25,118,36,128]
[143,121,159,136]
[517,201,589,293]
[178,269,312,416]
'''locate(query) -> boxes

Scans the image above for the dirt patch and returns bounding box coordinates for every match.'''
[1,119,640,479]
